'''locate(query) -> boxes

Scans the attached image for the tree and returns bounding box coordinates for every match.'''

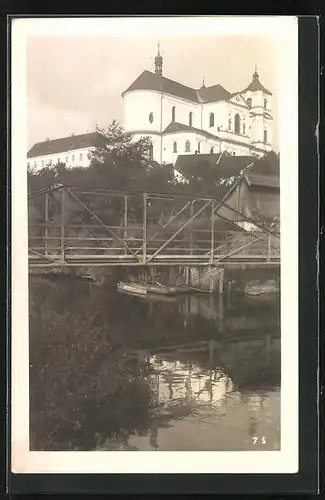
[88,120,153,190]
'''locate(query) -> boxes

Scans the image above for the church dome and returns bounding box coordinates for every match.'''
[241,66,272,95]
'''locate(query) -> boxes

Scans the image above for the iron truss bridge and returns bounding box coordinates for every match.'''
[28,184,280,268]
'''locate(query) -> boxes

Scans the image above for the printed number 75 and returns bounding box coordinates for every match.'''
[253,436,266,444]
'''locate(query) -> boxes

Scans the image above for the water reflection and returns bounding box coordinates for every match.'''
[29,276,280,452]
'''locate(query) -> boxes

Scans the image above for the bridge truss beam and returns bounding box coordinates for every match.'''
[28,184,280,268]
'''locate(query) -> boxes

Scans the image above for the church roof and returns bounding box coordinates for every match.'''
[122,70,199,102]
[27,132,104,158]
[163,121,218,139]
[241,71,272,96]
[196,84,231,103]
[123,70,234,104]
[162,122,267,151]
[123,69,273,104]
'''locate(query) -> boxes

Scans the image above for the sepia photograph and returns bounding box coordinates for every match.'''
[11,16,299,475]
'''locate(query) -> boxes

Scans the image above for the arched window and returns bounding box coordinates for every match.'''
[65,156,69,164]
[149,144,154,159]
[41,160,44,169]
[189,112,193,127]
[27,162,30,169]
[234,114,240,134]
[243,121,246,135]
[172,106,176,122]
[149,112,154,123]
[209,112,214,127]
[264,98,267,109]
[173,141,177,153]
[210,146,214,154]
[72,154,75,163]
[264,130,268,144]
[247,97,252,108]
[185,140,191,152]
[33,161,37,169]
[197,142,201,153]
[228,115,232,131]
[79,153,83,161]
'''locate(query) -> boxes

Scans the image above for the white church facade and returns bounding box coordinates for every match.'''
[122,45,274,164]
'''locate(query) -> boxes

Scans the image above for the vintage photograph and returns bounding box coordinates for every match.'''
[11,16,298,474]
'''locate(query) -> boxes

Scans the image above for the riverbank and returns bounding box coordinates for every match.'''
[29,262,280,298]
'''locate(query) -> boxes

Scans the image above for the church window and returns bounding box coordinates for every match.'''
[189,112,193,127]
[185,140,191,152]
[173,141,177,153]
[228,115,232,131]
[79,153,83,161]
[149,144,154,159]
[247,97,252,108]
[264,130,268,144]
[234,114,240,134]
[33,161,37,169]
[243,122,246,135]
[197,142,201,153]
[65,156,69,164]
[209,113,214,127]
[41,160,44,168]
[149,112,154,123]
[172,106,176,122]
[27,162,30,169]
[264,98,268,109]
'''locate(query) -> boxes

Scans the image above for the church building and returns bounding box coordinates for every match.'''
[122,45,274,164]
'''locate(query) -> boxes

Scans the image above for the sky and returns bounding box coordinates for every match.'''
[27,34,279,151]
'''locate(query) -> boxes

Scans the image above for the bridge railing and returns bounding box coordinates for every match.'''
[28,185,280,266]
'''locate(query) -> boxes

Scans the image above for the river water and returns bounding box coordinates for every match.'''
[29,276,281,452]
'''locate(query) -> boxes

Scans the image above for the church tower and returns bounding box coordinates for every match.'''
[241,66,273,152]
[154,42,163,76]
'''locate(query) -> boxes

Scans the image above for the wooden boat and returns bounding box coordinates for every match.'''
[244,280,280,296]
[117,281,190,296]
[118,289,179,302]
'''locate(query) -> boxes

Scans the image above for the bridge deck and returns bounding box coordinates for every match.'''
[28,254,280,267]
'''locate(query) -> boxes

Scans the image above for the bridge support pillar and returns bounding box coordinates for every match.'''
[218,268,225,295]
[189,266,225,294]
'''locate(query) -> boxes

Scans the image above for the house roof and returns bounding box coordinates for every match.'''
[175,154,257,179]
[174,152,279,189]
[248,151,279,176]
[27,132,104,158]
[246,174,280,188]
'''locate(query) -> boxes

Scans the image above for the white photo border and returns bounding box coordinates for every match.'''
[11,15,299,474]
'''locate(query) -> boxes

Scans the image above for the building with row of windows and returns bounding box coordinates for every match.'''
[122,45,273,164]
[26,132,101,171]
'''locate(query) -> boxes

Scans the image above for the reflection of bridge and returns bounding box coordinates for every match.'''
[28,184,280,268]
